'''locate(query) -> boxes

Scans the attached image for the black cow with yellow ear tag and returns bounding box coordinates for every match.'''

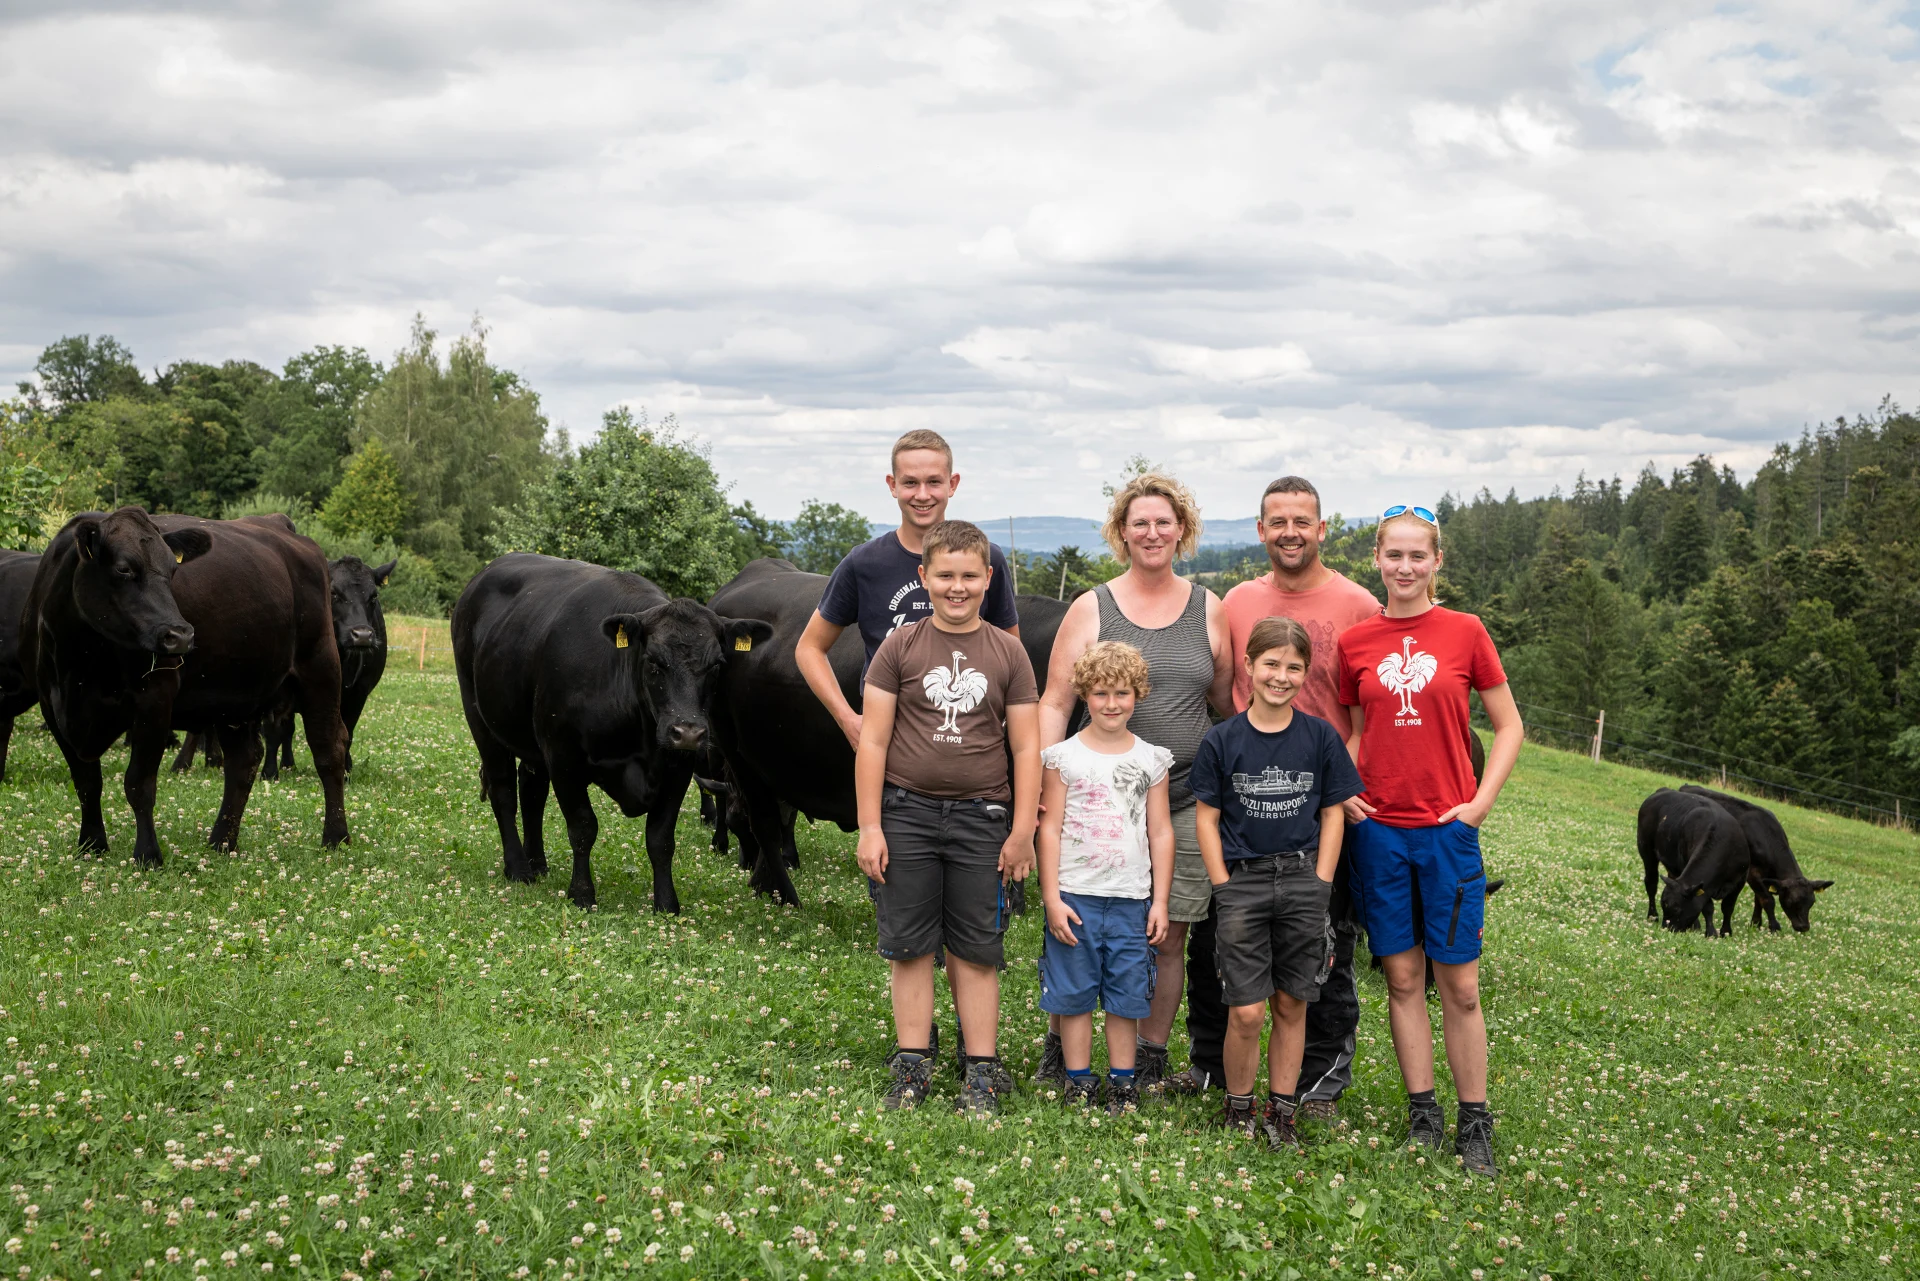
[452,552,771,912]
[1637,787,1752,937]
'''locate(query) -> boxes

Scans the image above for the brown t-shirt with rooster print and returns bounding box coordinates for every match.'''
[865,618,1038,802]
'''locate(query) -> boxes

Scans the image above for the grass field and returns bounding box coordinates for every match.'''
[1,667,1916,1281]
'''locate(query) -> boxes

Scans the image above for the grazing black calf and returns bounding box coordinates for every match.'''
[453,553,771,911]
[1638,787,1751,936]
[1678,784,1832,933]
[0,550,41,782]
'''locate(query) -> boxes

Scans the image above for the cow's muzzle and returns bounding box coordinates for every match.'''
[666,721,707,752]
[156,624,194,656]
[344,626,378,649]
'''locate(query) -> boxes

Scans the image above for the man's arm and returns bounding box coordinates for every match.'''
[1037,592,1099,748]
[797,610,861,750]
[854,687,898,883]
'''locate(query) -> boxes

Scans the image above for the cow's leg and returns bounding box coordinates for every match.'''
[56,730,110,854]
[1759,888,1782,932]
[1750,884,1765,928]
[1642,850,1660,920]
[1719,892,1741,939]
[780,803,800,870]
[0,714,13,783]
[204,733,224,769]
[1700,907,1715,939]
[295,679,351,849]
[550,776,600,909]
[710,786,731,858]
[259,716,283,782]
[208,723,264,851]
[518,761,550,877]
[734,766,800,906]
[280,714,297,772]
[170,731,200,773]
[123,720,173,868]
[645,760,694,913]
[699,784,716,828]
[482,745,530,883]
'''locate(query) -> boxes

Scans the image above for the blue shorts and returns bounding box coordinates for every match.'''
[1037,892,1155,1018]
[1350,820,1486,964]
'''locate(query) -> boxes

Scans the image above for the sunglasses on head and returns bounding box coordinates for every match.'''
[1381,504,1438,526]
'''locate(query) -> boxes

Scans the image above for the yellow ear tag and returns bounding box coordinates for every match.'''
[615,626,630,649]
[734,636,753,652]
[174,551,184,564]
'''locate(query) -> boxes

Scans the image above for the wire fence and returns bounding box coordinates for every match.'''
[1486,699,1918,832]
[385,617,457,674]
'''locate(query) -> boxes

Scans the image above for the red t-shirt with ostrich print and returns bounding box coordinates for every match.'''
[1335,606,1506,828]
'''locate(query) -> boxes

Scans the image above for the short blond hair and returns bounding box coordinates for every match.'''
[1102,472,1202,563]
[1071,641,1152,699]
[891,429,954,473]
[921,519,992,568]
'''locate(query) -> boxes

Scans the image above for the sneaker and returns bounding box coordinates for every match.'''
[1261,1099,1302,1150]
[1133,1040,1170,1091]
[1455,1109,1497,1178]
[1063,1075,1100,1109]
[1221,1093,1258,1138]
[1105,1078,1141,1116]
[1408,1099,1447,1151]
[1161,1065,1220,1096]
[882,1052,934,1111]
[1032,1032,1068,1088]
[1299,1098,1339,1124]
[956,1057,1005,1116]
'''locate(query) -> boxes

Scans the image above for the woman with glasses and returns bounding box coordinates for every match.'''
[1034,473,1236,1094]
[1334,505,1523,1178]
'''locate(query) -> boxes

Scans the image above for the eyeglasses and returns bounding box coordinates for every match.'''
[1380,504,1437,526]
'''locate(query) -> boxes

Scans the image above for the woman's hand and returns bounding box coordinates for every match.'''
[1045,897,1081,946]
[1342,795,1376,825]
[1146,902,1168,946]
[1436,798,1490,829]
[856,828,889,883]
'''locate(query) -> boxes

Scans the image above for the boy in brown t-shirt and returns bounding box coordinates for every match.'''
[857,520,1040,1114]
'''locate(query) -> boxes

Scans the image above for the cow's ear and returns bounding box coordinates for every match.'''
[603,614,647,651]
[1659,873,1672,885]
[372,559,399,586]
[163,528,212,566]
[1761,879,1783,895]
[1809,879,1834,893]
[722,618,774,656]
[73,518,104,562]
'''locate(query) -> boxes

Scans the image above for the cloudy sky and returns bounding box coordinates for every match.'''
[3,1,1917,525]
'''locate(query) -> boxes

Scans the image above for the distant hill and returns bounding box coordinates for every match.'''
[868,514,1264,555]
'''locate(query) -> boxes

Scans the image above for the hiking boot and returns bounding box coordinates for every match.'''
[1407,1098,1447,1151]
[1299,1098,1339,1124]
[1221,1092,1259,1138]
[1261,1098,1302,1150]
[1455,1109,1498,1178]
[1133,1039,1170,1092]
[1161,1064,1219,1096]
[1032,1031,1068,1088]
[881,1052,934,1112]
[956,1057,1006,1116]
[1105,1078,1141,1115]
[1063,1074,1100,1109]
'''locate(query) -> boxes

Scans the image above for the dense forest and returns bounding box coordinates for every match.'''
[6,329,1916,818]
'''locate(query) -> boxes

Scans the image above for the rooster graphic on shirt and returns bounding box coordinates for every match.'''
[1375,636,1438,718]
[922,650,988,733]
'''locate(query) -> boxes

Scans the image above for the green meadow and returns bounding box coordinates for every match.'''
[0,663,1914,1280]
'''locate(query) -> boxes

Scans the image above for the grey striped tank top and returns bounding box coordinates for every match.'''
[1094,581,1214,810]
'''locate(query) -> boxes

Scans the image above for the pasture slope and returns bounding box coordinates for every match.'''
[0,666,1914,1281]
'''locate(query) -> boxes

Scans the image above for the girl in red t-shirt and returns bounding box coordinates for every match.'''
[1334,507,1523,1178]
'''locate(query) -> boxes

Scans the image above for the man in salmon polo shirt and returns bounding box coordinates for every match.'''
[1169,475,1380,1119]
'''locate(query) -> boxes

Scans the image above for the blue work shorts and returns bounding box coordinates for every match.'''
[1350,819,1486,964]
[1037,892,1155,1019]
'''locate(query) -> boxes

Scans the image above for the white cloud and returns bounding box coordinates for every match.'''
[3,0,1918,525]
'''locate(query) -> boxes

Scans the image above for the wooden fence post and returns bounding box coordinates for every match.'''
[1590,709,1605,763]
[418,625,428,671]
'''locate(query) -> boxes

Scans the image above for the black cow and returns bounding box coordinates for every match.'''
[0,550,41,782]
[257,556,397,780]
[452,553,771,912]
[1637,787,1751,936]
[1679,784,1832,932]
[23,508,350,863]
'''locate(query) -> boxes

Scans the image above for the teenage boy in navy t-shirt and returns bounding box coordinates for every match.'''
[1191,616,1362,1150]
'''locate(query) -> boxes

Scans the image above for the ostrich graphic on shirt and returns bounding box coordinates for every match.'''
[922,650,989,733]
[1375,635,1438,717]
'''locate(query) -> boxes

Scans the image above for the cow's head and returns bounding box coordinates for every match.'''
[69,507,211,656]
[1762,876,1833,932]
[1658,873,1711,932]
[600,599,773,754]
[329,556,396,653]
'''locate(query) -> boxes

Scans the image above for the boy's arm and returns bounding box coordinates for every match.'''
[1146,777,1174,944]
[1314,803,1345,883]
[1001,702,1041,882]
[1195,801,1228,887]
[798,611,861,751]
[854,687,898,882]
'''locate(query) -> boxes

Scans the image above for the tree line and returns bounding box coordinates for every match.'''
[1,324,878,614]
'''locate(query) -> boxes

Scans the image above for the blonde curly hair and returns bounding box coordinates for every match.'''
[1070,641,1152,699]
[1101,472,1202,563]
